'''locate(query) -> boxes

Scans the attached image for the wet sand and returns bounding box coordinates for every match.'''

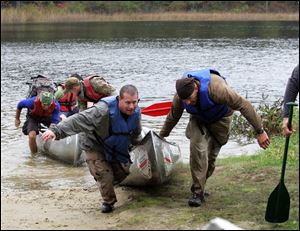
[1,185,140,230]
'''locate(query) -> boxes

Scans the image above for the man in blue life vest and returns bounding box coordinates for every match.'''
[282,64,299,137]
[159,68,270,207]
[15,92,60,154]
[63,74,117,111]
[41,85,142,213]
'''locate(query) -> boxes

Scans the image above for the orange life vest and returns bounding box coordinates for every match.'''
[82,75,107,103]
[57,83,77,112]
[30,98,56,117]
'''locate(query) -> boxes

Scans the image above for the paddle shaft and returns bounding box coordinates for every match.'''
[280,103,296,183]
[280,106,293,182]
[265,102,298,222]
[271,102,297,221]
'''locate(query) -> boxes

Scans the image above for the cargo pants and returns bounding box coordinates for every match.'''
[85,150,130,205]
[186,115,232,195]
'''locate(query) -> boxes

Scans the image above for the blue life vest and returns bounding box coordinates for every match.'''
[182,68,229,124]
[101,96,141,163]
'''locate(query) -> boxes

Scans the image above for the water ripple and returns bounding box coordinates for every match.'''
[1,24,298,192]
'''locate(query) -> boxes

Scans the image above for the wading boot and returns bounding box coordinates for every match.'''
[101,202,114,213]
[188,193,203,207]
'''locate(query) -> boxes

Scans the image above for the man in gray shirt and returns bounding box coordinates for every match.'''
[42,85,142,213]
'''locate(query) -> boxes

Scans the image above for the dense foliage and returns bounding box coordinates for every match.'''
[1,1,299,13]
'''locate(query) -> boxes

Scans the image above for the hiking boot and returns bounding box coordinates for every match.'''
[204,191,210,197]
[188,193,203,207]
[101,202,114,213]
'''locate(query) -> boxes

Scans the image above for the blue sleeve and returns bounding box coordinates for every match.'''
[51,100,61,124]
[17,97,36,110]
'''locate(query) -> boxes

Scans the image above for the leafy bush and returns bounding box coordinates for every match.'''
[230,96,299,143]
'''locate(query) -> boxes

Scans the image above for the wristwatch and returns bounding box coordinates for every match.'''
[256,128,264,135]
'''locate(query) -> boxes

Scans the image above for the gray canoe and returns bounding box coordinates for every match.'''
[36,133,85,166]
[36,128,182,185]
[121,129,182,186]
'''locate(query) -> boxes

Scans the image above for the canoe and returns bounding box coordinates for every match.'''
[121,129,182,186]
[36,133,85,166]
[36,128,182,185]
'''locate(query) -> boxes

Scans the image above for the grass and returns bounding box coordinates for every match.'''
[114,130,299,230]
[1,7,299,24]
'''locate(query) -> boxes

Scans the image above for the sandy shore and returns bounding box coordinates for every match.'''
[1,185,142,230]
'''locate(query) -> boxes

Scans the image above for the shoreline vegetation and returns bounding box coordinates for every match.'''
[1,11,299,24]
[2,131,299,230]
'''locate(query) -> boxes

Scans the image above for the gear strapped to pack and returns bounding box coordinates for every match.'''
[26,75,57,98]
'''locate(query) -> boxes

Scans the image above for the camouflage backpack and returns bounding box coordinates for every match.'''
[26,75,57,98]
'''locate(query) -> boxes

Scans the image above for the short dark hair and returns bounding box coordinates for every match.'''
[119,84,139,98]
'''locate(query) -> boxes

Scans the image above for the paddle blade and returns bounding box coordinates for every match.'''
[141,101,172,117]
[265,182,290,223]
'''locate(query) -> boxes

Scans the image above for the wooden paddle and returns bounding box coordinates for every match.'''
[141,101,172,116]
[265,102,298,223]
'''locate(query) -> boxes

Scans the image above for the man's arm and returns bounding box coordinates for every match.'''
[131,114,143,145]
[209,74,270,149]
[15,109,21,128]
[209,74,263,134]
[282,65,299,137]
[46,103,109,140]
[54,86,64,101]
[282,65,299,118]
[159,94,184,137]
[15,97,35,128]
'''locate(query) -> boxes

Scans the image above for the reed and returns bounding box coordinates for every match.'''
[1,8,299,24]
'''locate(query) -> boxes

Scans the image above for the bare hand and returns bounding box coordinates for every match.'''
[41,130,56,141]
[87,101,94,108]
[257,131,270,149]
[282,117,295,137]
[15,119,21,128]
[60,114,67,121]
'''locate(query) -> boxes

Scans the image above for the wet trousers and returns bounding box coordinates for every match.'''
[85,150,130,205]
[186,115,232,194]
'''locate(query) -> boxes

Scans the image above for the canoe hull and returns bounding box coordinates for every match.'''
[121,130,182,186]
[36,134,85,166]
[36,128,182,185]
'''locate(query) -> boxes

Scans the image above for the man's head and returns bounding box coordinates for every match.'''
[118,85,139,116]
[64,77,81,95]
[40,92,54,109]
[175,78,198,105]
[70,73,83,81]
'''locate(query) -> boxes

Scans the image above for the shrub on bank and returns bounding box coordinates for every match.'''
[231,96,299,143]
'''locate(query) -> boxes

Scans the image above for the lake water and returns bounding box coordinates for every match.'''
[1,21,299,192]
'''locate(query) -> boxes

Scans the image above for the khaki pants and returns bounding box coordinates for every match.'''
[186,115,232,194]
[85,150,130,205]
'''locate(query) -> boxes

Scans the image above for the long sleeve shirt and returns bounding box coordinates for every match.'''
[49,100,142,152]
[17,96,61,124]
[159,74,263,140]
[282,65,299,118]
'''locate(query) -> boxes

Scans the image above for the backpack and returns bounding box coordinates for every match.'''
[26,75,57,98]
